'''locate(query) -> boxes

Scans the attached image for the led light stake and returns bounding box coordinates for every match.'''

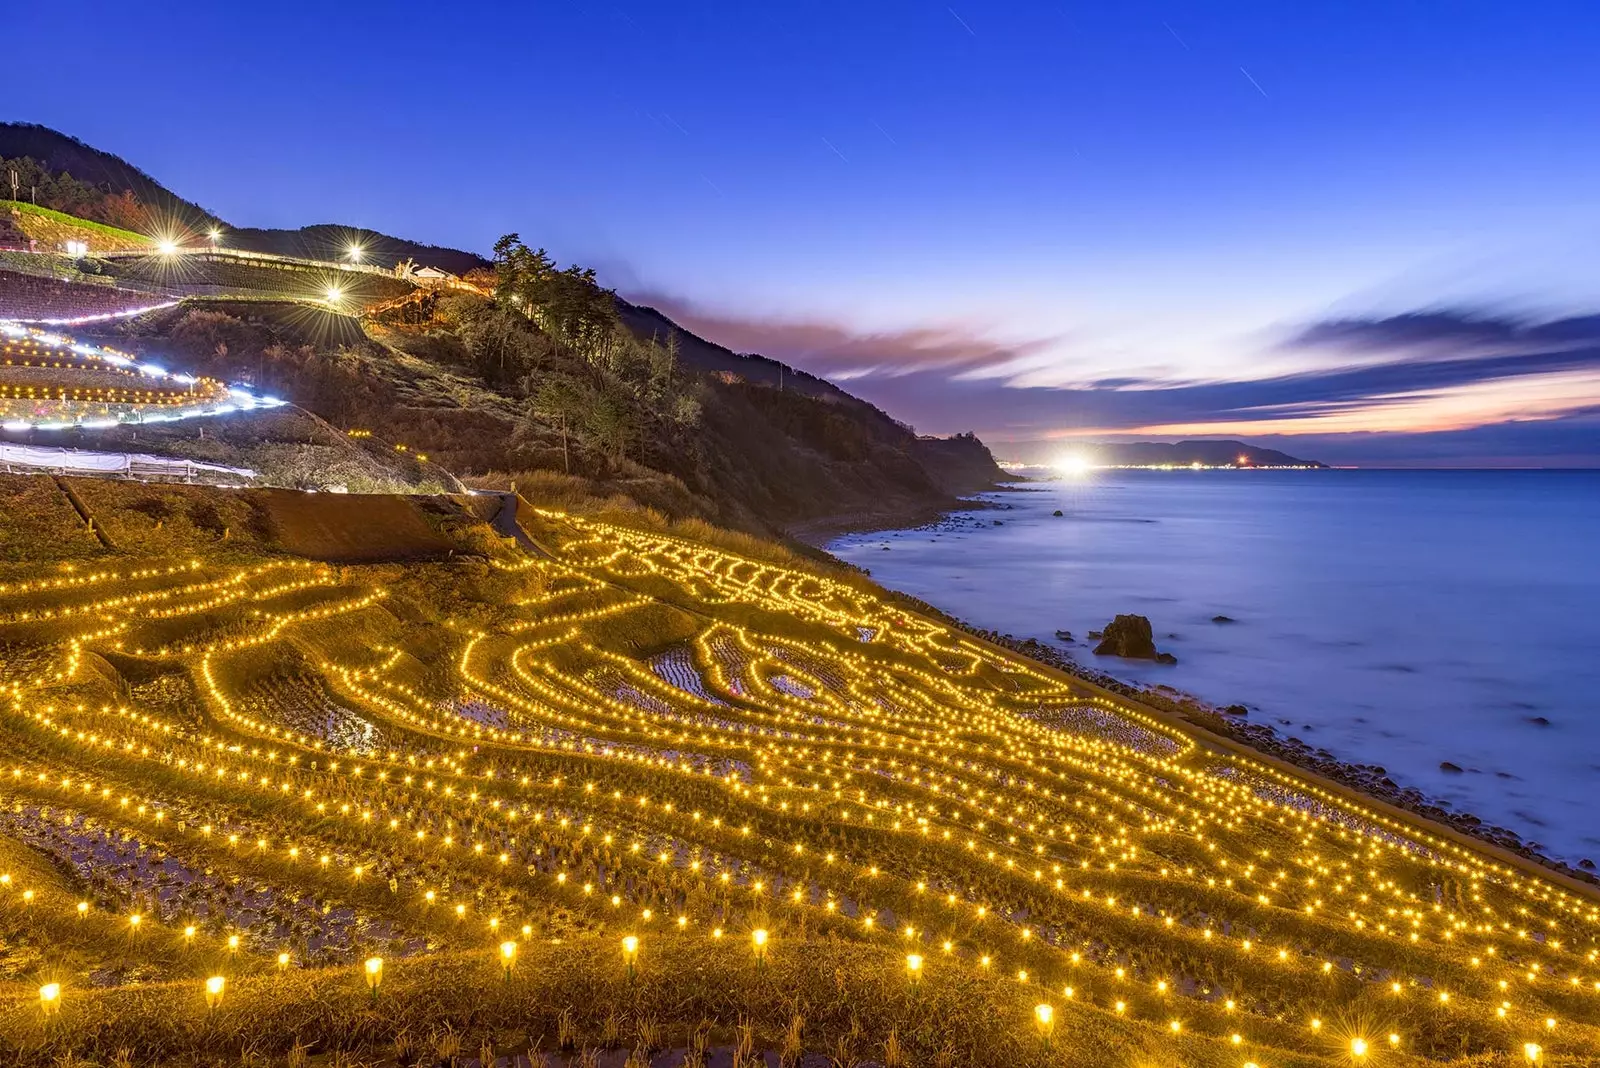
[752,928,768,972]
[622,935,639,980]
[500,940,517,981]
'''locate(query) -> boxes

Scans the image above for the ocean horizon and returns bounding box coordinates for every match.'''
[828,469,1600,864]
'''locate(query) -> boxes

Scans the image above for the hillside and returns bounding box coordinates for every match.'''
[0,476,1591,1067]
[88,298,1001,535]
[2,124,1004,536]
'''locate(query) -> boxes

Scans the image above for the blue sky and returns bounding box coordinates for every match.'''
[9,0,1600,464]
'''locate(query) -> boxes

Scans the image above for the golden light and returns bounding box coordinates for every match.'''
[1523,1044,1543,1065]
[622,934,640,976]
[205,975,225,1010]
[156,239,178,256]
[1034,1003,1053,1035]
[364,956,383,993]
[183,925,197,941]
[752,927,769,963]
[227,934,240,951]
[277,952,291,970]
[906,953,923,980]
[128,913,141,931]
[1351,1037,1369,1060]
[76,901,88,918]
[346,243,364,263]
[324,286,344,304]
[207,229,221,244]
[39,982,60,1015]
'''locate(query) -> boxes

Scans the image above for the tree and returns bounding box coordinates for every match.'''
[528,373,588,474]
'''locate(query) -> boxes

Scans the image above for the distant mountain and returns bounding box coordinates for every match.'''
[1073,440,1324,468]
[223,224,490,277]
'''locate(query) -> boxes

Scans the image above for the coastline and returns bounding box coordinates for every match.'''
[820,505,1600,894]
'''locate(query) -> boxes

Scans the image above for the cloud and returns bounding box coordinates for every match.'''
[627,292,1060,380]
[1287,309,1600,359]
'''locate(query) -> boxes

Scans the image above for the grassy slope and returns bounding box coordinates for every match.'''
[2,201,151,251]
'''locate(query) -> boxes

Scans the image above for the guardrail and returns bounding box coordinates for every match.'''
[0,440,256,483]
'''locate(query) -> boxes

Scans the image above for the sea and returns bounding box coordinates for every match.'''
[827,470,1600,864]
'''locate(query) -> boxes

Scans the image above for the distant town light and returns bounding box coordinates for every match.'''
[324,286,343,304]
[157,239,178,256]
[346,243,364,263]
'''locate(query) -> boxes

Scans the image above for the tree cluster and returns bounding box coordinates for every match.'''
[479,234,702,472]
[0,154,156,232]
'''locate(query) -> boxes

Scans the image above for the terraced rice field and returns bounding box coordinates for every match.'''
[0,506,1594,1066]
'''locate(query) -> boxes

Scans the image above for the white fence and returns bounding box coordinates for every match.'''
[0,441,256,483]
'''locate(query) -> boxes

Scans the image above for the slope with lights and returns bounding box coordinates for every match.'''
[0,322,284,431]
[0,501,1591,1066]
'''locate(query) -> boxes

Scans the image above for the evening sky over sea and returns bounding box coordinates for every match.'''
[9,0,1600,465]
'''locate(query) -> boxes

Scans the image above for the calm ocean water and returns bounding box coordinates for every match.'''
[828,470,1600,863]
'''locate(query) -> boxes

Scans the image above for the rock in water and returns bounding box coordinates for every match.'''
[1092,614,1177,663]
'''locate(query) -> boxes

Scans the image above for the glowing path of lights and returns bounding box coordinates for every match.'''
[0,322,284,431]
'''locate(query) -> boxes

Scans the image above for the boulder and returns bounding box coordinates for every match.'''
[1052,509,1064,517]
[1212,614,1236,624]
[1092,614,1177,663]
[1439,761,1464,774]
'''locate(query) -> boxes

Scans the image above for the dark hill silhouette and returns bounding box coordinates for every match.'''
[0,122,216,224]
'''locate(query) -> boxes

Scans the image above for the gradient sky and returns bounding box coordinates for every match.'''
[9,0,1600,464]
